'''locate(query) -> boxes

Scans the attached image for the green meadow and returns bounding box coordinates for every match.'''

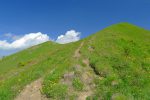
[0,23,150,100]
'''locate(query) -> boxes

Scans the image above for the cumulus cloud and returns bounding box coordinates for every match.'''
[0,30,81,57]
[0,32,49,50]
[0,30,81,50]
[56,30,80,44]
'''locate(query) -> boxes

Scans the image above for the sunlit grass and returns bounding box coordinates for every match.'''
[0,23,149,100]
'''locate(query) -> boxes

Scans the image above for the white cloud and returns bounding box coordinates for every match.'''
[0,30,81,57]
[56,30,80,44]
[0,30,81,50]
[0,32,49,50]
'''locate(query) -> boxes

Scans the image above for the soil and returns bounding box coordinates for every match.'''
[15,78,48,100]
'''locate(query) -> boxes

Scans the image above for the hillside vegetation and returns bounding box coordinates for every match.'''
[0,23,150,100]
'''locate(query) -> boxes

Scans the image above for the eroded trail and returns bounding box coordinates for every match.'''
[74,42,84,58]
[15,42,93,100]
[15,78,47,100]
[73,42,95,100]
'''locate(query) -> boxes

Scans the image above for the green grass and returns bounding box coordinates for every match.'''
[72,78,84,91]
[0,22,150,100]
[80,23,150,99]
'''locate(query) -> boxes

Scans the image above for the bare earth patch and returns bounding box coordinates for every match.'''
[15,78,48,100]
[78,91,93,100]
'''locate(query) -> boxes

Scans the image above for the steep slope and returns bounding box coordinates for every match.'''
[0,22,150,100]
[0,41,81,100]
[79,23,150,100]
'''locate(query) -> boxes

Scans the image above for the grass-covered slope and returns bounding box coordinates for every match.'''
[0,41,81,100]
[0,23,150,100]
[79,23,150,100]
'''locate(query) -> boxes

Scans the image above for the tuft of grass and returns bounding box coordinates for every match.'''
[43,83,68,100]
[72,78,84,91]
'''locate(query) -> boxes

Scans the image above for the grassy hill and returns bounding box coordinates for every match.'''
[0,23,150,100]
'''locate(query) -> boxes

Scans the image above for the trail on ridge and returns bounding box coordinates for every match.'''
[73,42,95,100]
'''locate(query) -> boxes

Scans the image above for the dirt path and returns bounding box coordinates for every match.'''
[15,78,48,100]
[74,42,84,58]
[78,91,93,100]
[73,42,94,100]
[77,59,94,100]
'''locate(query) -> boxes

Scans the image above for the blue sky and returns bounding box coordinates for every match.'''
[0,0,150,57]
